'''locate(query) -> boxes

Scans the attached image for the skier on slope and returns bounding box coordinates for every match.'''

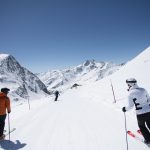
[122,78,150,145]
[0,88,11,140]
[54,90,60,101]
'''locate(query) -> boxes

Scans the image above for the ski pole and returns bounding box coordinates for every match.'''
[110,79,116,103]
[8,113,11,141]
[124,112,128,150]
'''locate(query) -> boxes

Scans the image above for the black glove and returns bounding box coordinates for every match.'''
[122,107,126,112]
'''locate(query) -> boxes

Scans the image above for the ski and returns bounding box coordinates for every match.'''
[127,130,150,147]
[127,130,144,143]
[0,128,16,141]
[4,128,16,137]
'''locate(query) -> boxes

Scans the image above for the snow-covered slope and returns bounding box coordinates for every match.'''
[102,46,150,101]
[37,60,122,92]
[0,47,150,150]
[0,54,49,101]
[75,47,150,105]
[1,89,148,150]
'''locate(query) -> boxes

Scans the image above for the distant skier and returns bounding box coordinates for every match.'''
[54,90,60,101]
[122,78,150,145]
[0,88,11,140]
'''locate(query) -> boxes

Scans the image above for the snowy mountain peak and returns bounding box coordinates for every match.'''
[0,54,23,74]
[0,53,11,60]
[0,53,49,101]
[38,60,121,92]
[83,59,95,66]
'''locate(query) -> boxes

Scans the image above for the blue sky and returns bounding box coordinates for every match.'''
[0,0,150,73]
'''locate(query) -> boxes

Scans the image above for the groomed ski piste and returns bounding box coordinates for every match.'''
[1,47,150,150]
[0,88,149,150]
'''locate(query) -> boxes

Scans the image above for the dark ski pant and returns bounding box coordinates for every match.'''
[55,95,58,101]
[137,112,150,142]
[0,114,6,136]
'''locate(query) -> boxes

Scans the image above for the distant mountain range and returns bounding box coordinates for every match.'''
[0,54,123,101]
[37,60,123,92]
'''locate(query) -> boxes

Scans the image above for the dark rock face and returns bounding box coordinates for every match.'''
[0,54,50,100]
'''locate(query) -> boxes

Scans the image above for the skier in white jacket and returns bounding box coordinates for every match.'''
[122,78,150,144]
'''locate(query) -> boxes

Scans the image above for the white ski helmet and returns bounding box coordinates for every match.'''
[126,78,137,87]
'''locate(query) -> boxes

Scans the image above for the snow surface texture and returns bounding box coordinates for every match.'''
[0,90,149,150]
[0,46,150,150]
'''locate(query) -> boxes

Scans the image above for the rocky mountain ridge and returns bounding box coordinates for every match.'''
[37,59,123,92]
[0,54,49,101]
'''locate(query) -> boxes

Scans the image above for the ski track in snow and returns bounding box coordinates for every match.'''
[0,92,149,150]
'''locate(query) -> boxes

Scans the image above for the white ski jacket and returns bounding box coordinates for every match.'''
[125,85,150,115]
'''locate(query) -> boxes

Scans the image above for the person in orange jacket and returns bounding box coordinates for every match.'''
[0,88,11,140]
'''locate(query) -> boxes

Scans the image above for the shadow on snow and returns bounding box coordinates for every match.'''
[0,140,26,150]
